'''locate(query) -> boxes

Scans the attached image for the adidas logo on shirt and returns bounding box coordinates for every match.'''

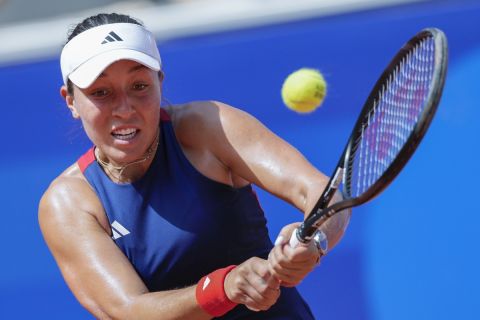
[111,220,130,240]
[101,31,123,44]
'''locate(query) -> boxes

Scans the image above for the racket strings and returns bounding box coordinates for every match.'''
[349,37,436,197]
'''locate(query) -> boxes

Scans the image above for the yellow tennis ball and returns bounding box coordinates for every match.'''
[281,68,327,113]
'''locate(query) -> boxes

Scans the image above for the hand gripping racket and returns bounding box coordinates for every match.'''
[290,28,448,248]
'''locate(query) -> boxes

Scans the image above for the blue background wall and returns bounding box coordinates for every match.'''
[1,0,479,318]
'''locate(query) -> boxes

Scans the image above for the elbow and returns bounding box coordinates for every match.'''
[298,179,329,217]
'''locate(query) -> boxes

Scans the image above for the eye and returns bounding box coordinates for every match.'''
[133,83,149,91]
[91,89,110,97]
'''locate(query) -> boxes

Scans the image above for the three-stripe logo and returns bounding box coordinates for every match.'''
[111,220,130,240]
[202,276,211,290]
[102,31,123,44]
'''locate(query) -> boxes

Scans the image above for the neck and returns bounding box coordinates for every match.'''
[95,130,160,183]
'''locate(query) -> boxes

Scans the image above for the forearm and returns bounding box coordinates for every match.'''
[312,188,351,250]
[125,258,279,319]
[319,206,351,250]
[121,286,211,320]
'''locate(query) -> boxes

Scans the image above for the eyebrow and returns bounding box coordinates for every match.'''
[128,64,148,73]
[98,64,148,78]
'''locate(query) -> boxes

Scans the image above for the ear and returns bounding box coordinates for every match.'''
[158,70,165,83]
[60,85,80,119]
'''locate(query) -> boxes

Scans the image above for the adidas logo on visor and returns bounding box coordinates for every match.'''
[101,31,123,44]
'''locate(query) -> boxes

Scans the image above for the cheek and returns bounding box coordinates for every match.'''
[76,104,109,142]
[80,117,105,144]
[136,91,162,118]
[142,102,161,127]
[78,105,105,126]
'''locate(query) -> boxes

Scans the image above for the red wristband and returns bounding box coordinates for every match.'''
[196,265,237,317]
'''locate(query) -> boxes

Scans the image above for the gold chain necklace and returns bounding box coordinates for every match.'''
[95,130,160,182]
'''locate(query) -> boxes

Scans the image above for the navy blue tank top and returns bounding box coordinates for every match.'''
[78,109,314,319]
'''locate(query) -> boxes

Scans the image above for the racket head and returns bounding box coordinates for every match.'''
[343,28,448,205]
[297,28,448,242]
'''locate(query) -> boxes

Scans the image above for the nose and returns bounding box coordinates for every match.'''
[112,92,135,118]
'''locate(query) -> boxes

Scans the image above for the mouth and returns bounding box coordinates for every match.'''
[111,127,139,141]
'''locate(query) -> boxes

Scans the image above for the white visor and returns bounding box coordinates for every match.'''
[60,23,161,89]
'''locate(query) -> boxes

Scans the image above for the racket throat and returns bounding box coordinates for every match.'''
[298,214,329,242]
[299,167,344,242]
[319,167,344,208]
[332,167,345,189]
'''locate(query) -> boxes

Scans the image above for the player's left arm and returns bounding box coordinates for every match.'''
[188,100,350,249]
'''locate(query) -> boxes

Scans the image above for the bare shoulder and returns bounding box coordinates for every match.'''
[165,101,254,145]
[163,101,257,187]
[38,163,110,238]
[165,100,224,125]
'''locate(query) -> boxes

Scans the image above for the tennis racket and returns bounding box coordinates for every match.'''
[290,28,448,248]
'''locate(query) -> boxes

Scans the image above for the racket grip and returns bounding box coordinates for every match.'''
[289,228,308,248]
[289,228,329,257]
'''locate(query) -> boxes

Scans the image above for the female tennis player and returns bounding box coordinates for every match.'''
[38,13,350,319]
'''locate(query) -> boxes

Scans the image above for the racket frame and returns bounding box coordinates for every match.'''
[294,28,448,244]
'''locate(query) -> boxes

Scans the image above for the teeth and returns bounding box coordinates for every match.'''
[112,128,138,140]
[113,128,136,135]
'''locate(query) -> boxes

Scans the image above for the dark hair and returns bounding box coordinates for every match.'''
[65,13,144,95]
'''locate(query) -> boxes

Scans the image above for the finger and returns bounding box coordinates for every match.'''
[271,268,303,285]
[248,265,281,301]
[285,242,321,264]
[236,293,261,312]
[268,246,294,280]
[268,248,299,283]
[228,274,277,311]
[273,256,317,282]
[274,236,318,265]
[240,290,273,311]
[236,259,281,310]
[270,243,316,272]
[241,280,280,311]
[264,274,281,290]
[269,247,318,285]
[250,256,281,290]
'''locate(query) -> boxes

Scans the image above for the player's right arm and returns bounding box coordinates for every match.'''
[38,166,279,319]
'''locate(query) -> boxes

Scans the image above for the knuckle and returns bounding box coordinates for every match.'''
[233,277,245,290]
[232,288,244,301]
[271,263,282,273]
[269,247,280,261]
[257,267,269,278]
[276,274,289,283]
[250,256,261,263]
[258,284,270,295]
